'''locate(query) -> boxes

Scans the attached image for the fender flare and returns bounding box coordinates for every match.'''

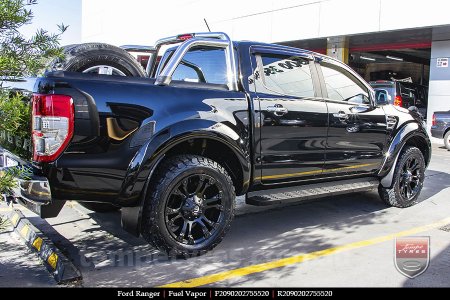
[379,122,431,188]
[119,119,251,236]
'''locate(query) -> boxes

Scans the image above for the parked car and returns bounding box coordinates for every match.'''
[431,111,450,150]
[0,32,431,256]
[370,80,428,119]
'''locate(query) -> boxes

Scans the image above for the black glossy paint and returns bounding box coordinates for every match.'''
[257,95,328,183]
[34,72,250,204]
[249,49,328,184]
[377,105,431,181]
[324,101,387,175]
[2,41,431,209]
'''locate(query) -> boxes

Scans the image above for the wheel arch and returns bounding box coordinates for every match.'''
[119,123,251,236]
[403,135,431,167]
[158,137,248,195]
[444,126,450,137]
[380,122,431,188]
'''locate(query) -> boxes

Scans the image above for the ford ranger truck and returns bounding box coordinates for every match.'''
[0,32,431,256]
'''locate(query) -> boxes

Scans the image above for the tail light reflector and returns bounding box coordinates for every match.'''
[32,94,74,163]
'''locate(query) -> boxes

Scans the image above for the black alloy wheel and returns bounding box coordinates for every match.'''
[398,156,422,201]
[141,155,235,257]
[165,174,225,245]
[378,146,425,208]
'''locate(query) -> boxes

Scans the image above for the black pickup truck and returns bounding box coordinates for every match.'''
[0,32,431,256]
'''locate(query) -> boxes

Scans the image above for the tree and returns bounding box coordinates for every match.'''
[0,0,67,198]
[0,0,67,79]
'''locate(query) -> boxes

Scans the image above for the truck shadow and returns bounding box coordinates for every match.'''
[64,191,390,287]
[27,168,450,287]
[418,169,450,201]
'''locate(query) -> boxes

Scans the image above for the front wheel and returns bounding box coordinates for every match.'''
[378,146,425,208]
[141,155,235,257]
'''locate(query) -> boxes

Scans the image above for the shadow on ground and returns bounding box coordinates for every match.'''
[23,164,450,287]
[418,170,450,201]
[0,229,55,287]
[403,242,450,287]
[27,190,388,286]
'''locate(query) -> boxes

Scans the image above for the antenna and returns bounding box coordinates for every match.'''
[204,18,211,32]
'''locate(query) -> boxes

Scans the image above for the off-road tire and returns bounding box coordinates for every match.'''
[141,155,236,257]
[49,43,146,77]
[378,146,425,208]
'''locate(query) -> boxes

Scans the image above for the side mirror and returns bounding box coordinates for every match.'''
[408,106,418,113]
[408,106,424,121]
[375,90,389,106]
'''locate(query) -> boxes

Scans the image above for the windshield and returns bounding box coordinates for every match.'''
[371,84,395,104]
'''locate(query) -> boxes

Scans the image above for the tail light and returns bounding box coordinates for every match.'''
[394,95,403,107]
[32,94,74,163]
[432,113,436,126]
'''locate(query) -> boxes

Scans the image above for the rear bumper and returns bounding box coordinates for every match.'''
[0,148,64,218]
[430,127,445,139]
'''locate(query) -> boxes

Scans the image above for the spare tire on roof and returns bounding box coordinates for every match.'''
[49,43,146,77]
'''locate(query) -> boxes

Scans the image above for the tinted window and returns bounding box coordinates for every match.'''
[172,47,227,85]
[259,54,315,97]
[372,85,395,104]
[416,86,428,108]
[400,84,416,99]
[320,62,369,104]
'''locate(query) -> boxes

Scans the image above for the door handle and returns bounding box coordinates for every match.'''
[333,111,348,121]
[267,104,288,116]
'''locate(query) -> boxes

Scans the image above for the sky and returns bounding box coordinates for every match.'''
[20,0,82,46]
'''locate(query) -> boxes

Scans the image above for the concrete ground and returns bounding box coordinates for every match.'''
[0,222,54,287]
[0,143,449,287]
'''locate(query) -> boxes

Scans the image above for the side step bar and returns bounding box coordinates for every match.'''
[246,177,379,206]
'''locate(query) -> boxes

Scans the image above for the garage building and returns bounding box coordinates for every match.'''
[81,0,450,138]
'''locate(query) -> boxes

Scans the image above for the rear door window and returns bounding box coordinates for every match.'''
[258,54,316,97]
[172,47,228,85]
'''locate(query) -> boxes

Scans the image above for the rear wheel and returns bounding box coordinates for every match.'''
[444,131,450,150]
[49,43,146,77]
[141,155,235,257]
[378,146,425,208]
